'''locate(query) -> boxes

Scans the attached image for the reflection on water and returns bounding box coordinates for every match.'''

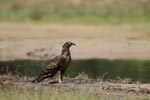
[0,59,150,83]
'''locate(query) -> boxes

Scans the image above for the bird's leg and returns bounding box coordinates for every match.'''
[58,78,62,83]
[60,69,66,81]
[60,74,63,82]
[56,71,62,83]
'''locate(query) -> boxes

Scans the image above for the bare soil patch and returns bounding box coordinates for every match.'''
[0,23,150,61]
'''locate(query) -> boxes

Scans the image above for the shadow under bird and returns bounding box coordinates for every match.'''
[32,41,75,83]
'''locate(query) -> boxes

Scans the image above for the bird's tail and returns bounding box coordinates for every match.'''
[32,72,49,83]
[32,76,45,83]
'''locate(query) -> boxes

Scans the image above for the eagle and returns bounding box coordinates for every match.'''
[32,41,75,83]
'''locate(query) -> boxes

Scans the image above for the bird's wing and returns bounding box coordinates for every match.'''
[43,56,65,73]
[32,56,65,83]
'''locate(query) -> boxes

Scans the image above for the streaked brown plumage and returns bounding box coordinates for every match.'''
[32,41,75,83]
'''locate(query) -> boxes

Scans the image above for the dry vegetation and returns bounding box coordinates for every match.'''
[0,74,150,100]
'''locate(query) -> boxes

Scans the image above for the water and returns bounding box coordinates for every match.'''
[0,59,150,83]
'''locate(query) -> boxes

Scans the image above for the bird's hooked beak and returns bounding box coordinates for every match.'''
[71,43,76,46]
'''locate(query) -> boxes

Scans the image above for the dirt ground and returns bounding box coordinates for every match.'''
[0,75,150,99]
[0,23,150,61]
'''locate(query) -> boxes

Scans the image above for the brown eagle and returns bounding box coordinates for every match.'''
[32,41,75,83]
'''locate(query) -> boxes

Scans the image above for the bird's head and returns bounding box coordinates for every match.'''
[63,41,76,48]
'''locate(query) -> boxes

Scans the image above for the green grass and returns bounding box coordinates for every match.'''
[0,11,150,26]
[0,0,150,25]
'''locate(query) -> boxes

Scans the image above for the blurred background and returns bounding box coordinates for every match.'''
[0,0,150,82]
[0,0,150,24]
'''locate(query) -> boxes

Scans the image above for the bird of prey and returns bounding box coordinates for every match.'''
[32,41,75,83]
